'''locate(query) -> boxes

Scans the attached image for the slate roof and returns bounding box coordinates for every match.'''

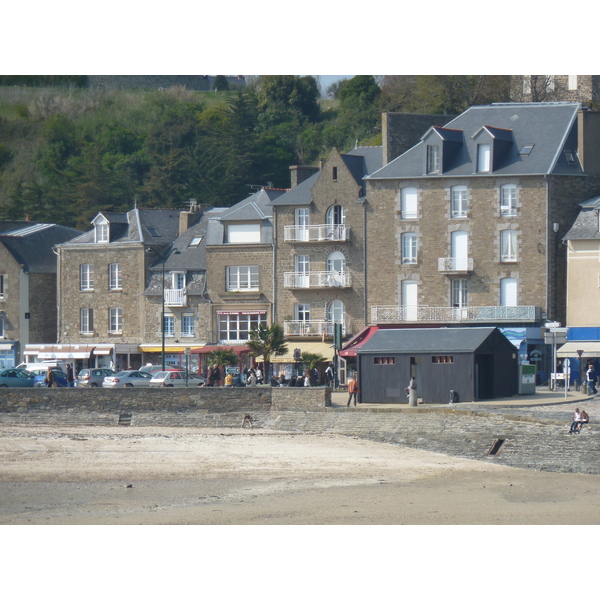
[271,146,383,206]
[563,196,600,241]
[0,221,82,273]
[367,102,584,180]
[358,327,501,354]
[64,209,190,246]
[204,188,285,245]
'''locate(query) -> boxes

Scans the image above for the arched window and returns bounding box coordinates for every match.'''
[327,300,345,329]
[327,251,345,273]
[326,205,345,226]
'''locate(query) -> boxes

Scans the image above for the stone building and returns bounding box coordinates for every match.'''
[515,75,600,106]
[0,222,82,367]
[364,102,600,378]
[48,207,202,372]
[201,188,285,374]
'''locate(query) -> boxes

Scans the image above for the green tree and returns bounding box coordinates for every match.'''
[246,323,288,380]
[206,348,238,371]
[213,76,230,92]
[300,352,327,372]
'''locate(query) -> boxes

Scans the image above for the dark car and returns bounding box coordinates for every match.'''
[33,369,68,388]
[77,368,115,387]
[0,368,35,388]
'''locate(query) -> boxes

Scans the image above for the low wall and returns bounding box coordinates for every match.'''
[0,386,331,414]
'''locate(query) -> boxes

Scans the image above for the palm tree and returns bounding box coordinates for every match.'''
[246,323,288,380]
[300,352,327,385]
[206,348,238,372]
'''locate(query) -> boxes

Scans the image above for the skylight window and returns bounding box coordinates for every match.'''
[565,151,576,164]
[519,144,534,155]
[189,236,203,247]
[146,227,161,237]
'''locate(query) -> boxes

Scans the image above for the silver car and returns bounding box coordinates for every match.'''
[77,368,116,387]
[149,370,205,387]
[102,370,153,388]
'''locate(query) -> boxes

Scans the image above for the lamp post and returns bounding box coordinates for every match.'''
[147,244,180,371]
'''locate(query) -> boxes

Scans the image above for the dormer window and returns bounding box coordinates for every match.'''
[477,144,491,172]
[426,145,440,173]
[226,223,261,243]
[95,221,109,243]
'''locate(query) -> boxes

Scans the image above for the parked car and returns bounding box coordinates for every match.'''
[0,368,35,387]
[149,371,206,387]
[102,370,154,388]
[77,368,115,387]
[139,364,182,374]
[32,369,68,388]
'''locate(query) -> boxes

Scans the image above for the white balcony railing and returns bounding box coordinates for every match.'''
[164,289,187,306]
[370,305,541,324]
[438,257,474,272]
[283,271,351,289]
[284,320,346,337]
[284,224,350,242]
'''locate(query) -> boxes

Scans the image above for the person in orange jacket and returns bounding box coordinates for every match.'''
[347,374,360,407]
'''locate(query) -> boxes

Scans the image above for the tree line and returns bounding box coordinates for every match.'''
[0,75,522,230]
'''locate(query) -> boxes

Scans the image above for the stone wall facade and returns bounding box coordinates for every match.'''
[273,149,367,338]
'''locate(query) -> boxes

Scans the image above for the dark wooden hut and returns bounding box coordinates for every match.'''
[356,327,518,404]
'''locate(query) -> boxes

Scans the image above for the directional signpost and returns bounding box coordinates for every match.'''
[544,323,568,391]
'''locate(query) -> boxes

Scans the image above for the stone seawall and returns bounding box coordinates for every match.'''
[0,386,331,414]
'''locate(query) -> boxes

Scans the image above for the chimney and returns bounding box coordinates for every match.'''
[578,109,600,175]
[289,165,320,187]
[179,201,205,235]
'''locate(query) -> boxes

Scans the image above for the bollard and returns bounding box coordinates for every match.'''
[408,388,418,407]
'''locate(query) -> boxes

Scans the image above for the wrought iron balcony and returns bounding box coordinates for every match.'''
[283,271,351,289]
[164,289,187,306]
[438,257,474,272]
[370,305,541,324]
[284,224,350,242]
[284,320,346,337]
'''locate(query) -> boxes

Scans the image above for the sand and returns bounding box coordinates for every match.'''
[1,424,599,525]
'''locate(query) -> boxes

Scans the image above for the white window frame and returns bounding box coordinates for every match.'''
[226,266,259,292]
[500,230,518,262]
[80,264,94,291]
[108,307,122,334]
[226,223,261,243]
[427,145,440,173]
[163,314,175,337]
[401,280,418,321]
[500,277,518,307]
[326,205,345,226]
[218,311,267,343]
[500,184,517,216]
[95,222,109,243]
[326,251,345,273]
[451,279,468,308]
[327,299,345,324]
[108,263,122,290]
[477,144,491,172]
[80,308,94,334]
[294,303,311,322]
[451,185,468,218]
[172,272,185,290]
[181,314,195,337]
[401,187,418,220]
[401,232,418,264]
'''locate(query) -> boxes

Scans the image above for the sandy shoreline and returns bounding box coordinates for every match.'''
[1,424,600,525]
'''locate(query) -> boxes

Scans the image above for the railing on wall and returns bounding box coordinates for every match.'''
[283,271,351,289]
[370,305,540,324]
[284,224,350,242]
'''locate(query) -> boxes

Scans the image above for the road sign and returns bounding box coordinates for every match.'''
[184,347,191,356]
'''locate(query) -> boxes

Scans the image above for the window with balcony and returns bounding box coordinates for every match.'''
[326,205,345,226]
[293,255,310,288]
[451,186,468,218]
[500,277,518,307]
[327,300,345,327]
[500,230,518,262]
[163,314,175,337]
[181,314,195,337]
[171,272,185,290]
[226,266,259,292]
[451,279,468,308]
[402,280,418,321]
[401,233,418,264]
[80,264,94,291]
[108,307,122,334]
[108,263,122,290]
[401,187,418,219]
[295,303,310,322]
[451,230,469,270]
[500,184,517,216]
[80,308,94,334]
[218,311,267,343]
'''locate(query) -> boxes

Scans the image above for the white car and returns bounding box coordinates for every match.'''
[102,370,153,388]
[149,370,205,387]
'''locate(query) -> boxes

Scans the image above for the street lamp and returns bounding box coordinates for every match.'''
[147,244,180,371]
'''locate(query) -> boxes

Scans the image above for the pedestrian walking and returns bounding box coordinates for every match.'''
[586,365,597,395]
[404,376,416,399]
[66,363,75,387]
[347,374,360,407]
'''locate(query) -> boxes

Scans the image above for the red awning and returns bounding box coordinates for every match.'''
[339,326,379,358]
[192,345,251,355]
